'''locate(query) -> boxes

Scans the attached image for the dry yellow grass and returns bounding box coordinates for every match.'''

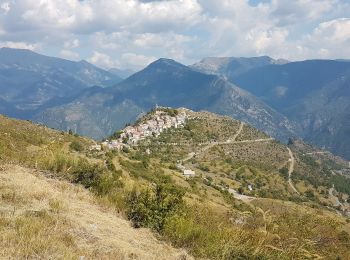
[0,164,192,260]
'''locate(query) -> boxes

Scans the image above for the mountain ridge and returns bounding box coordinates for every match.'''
[0,47,122,117]
[35,58,297,141]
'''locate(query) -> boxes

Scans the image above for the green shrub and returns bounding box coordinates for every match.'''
[69,141,84,152]
[126,183,185,231]
[330,175,350,196]
[70,160,105,188]
[279,167,288,180]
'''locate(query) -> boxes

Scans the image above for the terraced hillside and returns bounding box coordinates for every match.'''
[109,109,350,259]
[136,109,350,205]
[1,111,350,259]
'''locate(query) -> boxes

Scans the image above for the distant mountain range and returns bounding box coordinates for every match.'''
[0,48,349,159]
[191,56,289,78]
[34,58,296,141]
[0,47,122,118]
[195,57,350,159]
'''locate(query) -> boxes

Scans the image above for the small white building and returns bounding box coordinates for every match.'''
[89,144,102,151]
[183,169,196,177]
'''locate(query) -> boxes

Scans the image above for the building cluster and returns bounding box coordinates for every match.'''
[93,110,187,151]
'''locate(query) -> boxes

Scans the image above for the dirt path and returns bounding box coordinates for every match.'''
[227,188,255,202]
[303,151,330,156]
[0,165,191,260]
[287,148,300,195]
[231,122,244,142]
[182,122,273,163]
[329,185,342,207]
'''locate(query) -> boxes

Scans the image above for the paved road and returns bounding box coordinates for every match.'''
[287,147,300,195]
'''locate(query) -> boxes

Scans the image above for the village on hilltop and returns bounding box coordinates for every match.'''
[90,107,198,177]
[90,108,187,152]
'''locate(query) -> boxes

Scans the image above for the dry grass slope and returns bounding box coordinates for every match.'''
[0,164,191,259]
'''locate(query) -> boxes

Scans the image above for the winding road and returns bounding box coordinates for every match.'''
[181,122,262,202]
[287,147,300,195]
[182,122,246,163]
[231,122,244,142]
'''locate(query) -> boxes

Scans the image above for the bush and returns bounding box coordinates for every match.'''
[330,175,350,196]
[279,167,288,180]
[70,159,105,188]
[69,141,84,152]
[126,183,185,231]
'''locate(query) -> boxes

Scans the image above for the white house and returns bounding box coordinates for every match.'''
[183,169,196,177]
[89,144,102,151]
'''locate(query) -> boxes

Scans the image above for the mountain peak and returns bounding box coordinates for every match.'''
[147,58,187,70]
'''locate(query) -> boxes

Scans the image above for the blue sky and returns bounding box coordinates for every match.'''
[0,0,350,70]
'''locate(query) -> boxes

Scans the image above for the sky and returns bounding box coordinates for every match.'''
[0,0,350,70]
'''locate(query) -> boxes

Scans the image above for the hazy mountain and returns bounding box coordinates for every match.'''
[109,68,136,79]
[0,48,122,117]
[227,59,350,159]
[191,56,289,78]
[35,58,296,140]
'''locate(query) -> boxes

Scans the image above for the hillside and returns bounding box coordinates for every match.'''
[0,48,121,118]
[0,165,190,259]
[131,109,350,206]
[1,110,350,259]
[95,108,350,258]
[35,58,296,141]
[0,114,190,259]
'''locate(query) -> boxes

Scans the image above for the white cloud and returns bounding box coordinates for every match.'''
[313,18,350,42]
[0,41,38,50]
[60,49,80,60]
[1,0,201,34]
[0,2,11,14]
[121,53,157,70]
[91,31,193,62]
[270,0,336,26]
[64,39,79,49]
[300,18,350,59]
[246,28,289,54]
[87,51,118,69]
[0,0,350,69]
